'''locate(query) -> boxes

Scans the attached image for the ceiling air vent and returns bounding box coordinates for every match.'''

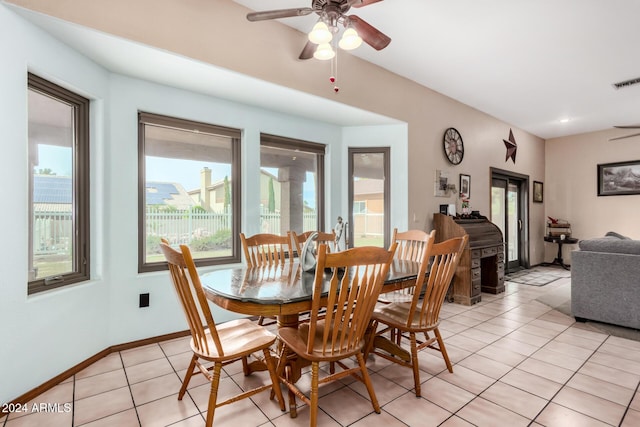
[612,77,640,90]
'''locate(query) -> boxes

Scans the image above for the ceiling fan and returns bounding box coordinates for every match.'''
[609,125,640,141]
[246,0,391,60]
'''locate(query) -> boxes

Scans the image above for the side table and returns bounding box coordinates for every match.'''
[543,235,579,270]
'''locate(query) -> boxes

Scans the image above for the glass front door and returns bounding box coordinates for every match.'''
[491,172,528,272]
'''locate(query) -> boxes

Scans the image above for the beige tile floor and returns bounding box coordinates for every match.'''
[4,268,640,426]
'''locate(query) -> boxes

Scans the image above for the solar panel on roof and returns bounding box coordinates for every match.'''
[32,177,183,206]
[145,182,180,205]
[33,175,72,204]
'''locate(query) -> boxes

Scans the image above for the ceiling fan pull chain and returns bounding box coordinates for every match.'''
[331,49,340,93]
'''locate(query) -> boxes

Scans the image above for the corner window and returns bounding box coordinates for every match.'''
[138,112,241,272]
[28,73,90,294]
[259,135,325,235]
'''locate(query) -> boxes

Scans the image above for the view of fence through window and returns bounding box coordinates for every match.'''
[259,137,324,235]
[28,73,90,294]
[140,114,240,267]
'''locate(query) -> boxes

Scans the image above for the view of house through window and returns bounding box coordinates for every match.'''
[28,73,90,294]
[348,148,390,249]
[259,135,325,236]
[139,113,241,272]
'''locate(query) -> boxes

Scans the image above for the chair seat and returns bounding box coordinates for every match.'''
[194,319,277,361]
[278,321,364,362]
[372,302,439,331]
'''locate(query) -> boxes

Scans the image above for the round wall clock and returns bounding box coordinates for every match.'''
[443,127,464,165]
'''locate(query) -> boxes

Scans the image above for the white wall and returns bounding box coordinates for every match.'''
[545,129,640,263]
[0,5,408,403]
[0,4,111,403]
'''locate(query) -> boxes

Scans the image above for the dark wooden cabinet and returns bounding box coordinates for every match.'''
[433,213,505,305]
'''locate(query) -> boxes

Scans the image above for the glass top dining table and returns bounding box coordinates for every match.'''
[200,259,422,326]
[200,259,423,397]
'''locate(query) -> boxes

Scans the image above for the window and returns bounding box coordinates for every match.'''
[139,112,241,272]
[259,135,325,235]
[28,73,90,294]
[348,148,390,248]
[353,201,366,214]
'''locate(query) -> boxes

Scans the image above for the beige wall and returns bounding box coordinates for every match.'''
[9,0,547,262]
[545,129,640,262]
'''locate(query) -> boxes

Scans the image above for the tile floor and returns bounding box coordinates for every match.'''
[3,268,640,426]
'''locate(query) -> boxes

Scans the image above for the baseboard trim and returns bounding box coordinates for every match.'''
[9,329,190,405]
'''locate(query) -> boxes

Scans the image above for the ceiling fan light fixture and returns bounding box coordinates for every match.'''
[339,28,362,50]
[313,42,335,60]
[308,21,333,44]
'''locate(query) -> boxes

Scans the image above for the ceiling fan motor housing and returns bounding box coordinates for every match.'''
[313,0,352,15]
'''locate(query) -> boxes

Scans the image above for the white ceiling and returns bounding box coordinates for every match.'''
[10,1,640,139]
[235,0,640,139]
[8,3,399,128]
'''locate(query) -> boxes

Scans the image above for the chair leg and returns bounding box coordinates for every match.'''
[205,362,222,427]
[276,347,298,418]
[434,327,453,373]
[410,332,421,397]
[356,352,380,413]
[286,365,297,418]
[263,348,286,411]
[178,354,198,399]
[310,362,320,427]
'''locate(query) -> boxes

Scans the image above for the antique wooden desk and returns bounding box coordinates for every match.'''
[434,213,505,305]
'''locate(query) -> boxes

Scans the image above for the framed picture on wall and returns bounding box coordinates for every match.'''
[459,174,470,199]
[533,181,544,203]
[597,160,640,196]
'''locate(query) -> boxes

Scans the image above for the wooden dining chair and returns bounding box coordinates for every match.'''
[276,242,397,427]
[159,241,285,426]
[367,233,468,397]
[378,228,431,305]
[288,230,336,257]
[240,232,293,325]
[240,232,292,267]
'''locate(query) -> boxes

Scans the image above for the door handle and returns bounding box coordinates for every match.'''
[518,219,522,230]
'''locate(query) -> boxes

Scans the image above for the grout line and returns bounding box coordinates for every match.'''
[118,351,142,427]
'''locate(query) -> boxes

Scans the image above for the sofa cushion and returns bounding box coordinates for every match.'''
[605,231,632,240]
[579,236,640,255]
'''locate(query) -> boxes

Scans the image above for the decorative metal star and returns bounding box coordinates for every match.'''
[503,128,517,163]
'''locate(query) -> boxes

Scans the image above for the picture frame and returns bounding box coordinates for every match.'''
[533,180,543,203]
[459,174,471,199]
[434,169,453,197]
[598,160,640,196]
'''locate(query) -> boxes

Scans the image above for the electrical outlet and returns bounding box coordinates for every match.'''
[139,293,150,308]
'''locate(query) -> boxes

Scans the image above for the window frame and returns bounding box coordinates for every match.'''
[348,147,391,249]
[27,73,91,294]
[138,112,242,273]
[260,134,326,233]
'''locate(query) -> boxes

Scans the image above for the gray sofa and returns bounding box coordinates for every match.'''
[571,232,640,329]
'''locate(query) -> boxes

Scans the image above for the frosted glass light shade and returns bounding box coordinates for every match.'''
[308,21,332,44]
[313,43,335,60]
[339,28,362,50]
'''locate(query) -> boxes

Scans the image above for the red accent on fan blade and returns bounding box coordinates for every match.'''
[247,8,313,22]
[350,0,383,8]
[348,15,391,50]
[299,40,317,60]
